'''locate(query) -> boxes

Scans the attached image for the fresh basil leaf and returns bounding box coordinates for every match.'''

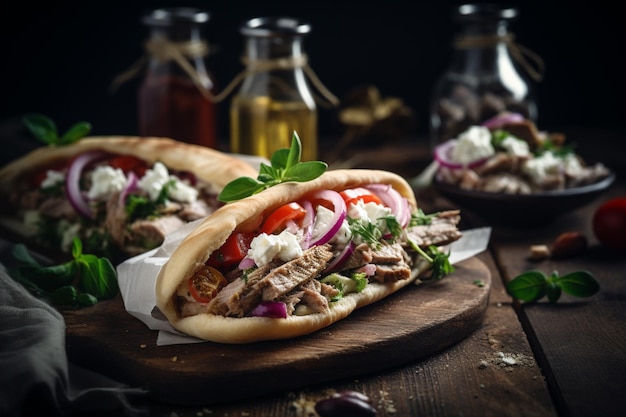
[556,270,600,297]
[50,285,78,306]
[76,254,118,300]
[19,263,74,292]
[271,148,291,170]
[505,270,547,302]
[218,131,327,202]
[546,280,562,303]
[11,244,42,267]
[22,113,58,145]
[284,131,302,170]
[283,161,328,182]
[77,292,99,307]
[59,121,92,145]
[218,176,266,202]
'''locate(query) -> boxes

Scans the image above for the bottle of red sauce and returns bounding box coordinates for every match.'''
[138,8,217,148]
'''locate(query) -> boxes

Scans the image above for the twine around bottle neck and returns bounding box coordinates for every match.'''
[109,36,217,102]
[453,33,545,82]
[110,37,339,107]
[217,54,340,108]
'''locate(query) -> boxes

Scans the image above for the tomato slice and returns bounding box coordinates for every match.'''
[188,266,227,303]
[340,187,383,207]
[108,155,148,176]
[261,202,307,234]
[206,231,255,270]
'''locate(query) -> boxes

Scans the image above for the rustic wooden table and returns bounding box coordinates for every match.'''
[4,121,625,417]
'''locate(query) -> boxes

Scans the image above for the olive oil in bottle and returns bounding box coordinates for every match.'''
[230,17,318,161]
[230,96,317,161]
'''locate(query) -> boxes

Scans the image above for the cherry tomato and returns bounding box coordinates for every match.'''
[188,266,227,303]
[592,198,626,250]
[261,202,307,234]
[206,231,255,270]
[340,187,383,207]
[108,155,149,177]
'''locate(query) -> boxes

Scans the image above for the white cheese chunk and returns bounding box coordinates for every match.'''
[248,230,303,267]
[87,166,127,199]
[451,126,495,163]
[40,170,65,189]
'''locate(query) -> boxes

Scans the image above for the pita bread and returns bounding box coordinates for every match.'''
[0,136,259,258]
[156,169,451,344]
[0,136,258,194]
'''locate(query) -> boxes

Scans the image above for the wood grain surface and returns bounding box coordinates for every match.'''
[63,256,491,405]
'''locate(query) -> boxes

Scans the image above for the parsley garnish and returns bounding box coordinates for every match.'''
[381,215,402,241]
[218,131,328,202]
[506,270,599,303]
[348,217,383,249]
[410,208,438,226]
[407,238,455,280]
[491,129,512,148]
[22,113,91,146]
[125,179,174,221]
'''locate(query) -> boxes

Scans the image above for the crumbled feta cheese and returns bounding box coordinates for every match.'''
[451,126,495,164]
[40,170,65,189]
[312,205,351,247]
[348,200,393,233]
[137,161,198,203]
[168,179,198,203]
[563,153,584,176]
[522,151,561,183]
[138,162,170,201]
[88,166,127,199]
[500,136,530,157]
[248,230,303,267]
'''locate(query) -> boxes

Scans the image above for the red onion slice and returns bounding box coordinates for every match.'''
[433,139,489,170]
[324,241,356,273]
[238,256,256,270]
[118,171,138,206]
[481,112,525,130]
[309,190,347,247]
[250,301,288,318]
[65,150,108,218]
[364,184,410,228]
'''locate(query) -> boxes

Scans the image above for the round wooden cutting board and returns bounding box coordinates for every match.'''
[63,256,491,405]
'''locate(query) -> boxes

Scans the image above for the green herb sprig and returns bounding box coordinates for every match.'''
[407,238,455,280]
[506,270,599,303]
[409,208,439,226]
[7,238,118,309]
[218,131,328,202]
[23,113,92,146]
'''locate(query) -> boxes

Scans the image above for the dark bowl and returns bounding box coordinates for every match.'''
[432,172,616,226]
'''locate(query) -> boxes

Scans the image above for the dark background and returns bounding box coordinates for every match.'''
[2,0,624,151]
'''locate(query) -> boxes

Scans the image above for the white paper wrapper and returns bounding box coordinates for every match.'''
[117,225,492,346]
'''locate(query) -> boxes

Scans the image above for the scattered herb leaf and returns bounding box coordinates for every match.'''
[218,131,328,202]
[506,270,599,303]
[22,113,92,146]
[7,238,118,309]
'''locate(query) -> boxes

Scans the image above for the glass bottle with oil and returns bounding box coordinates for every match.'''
[230,17,318,161]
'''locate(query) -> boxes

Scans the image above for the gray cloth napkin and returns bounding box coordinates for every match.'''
[0,247,148,416]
